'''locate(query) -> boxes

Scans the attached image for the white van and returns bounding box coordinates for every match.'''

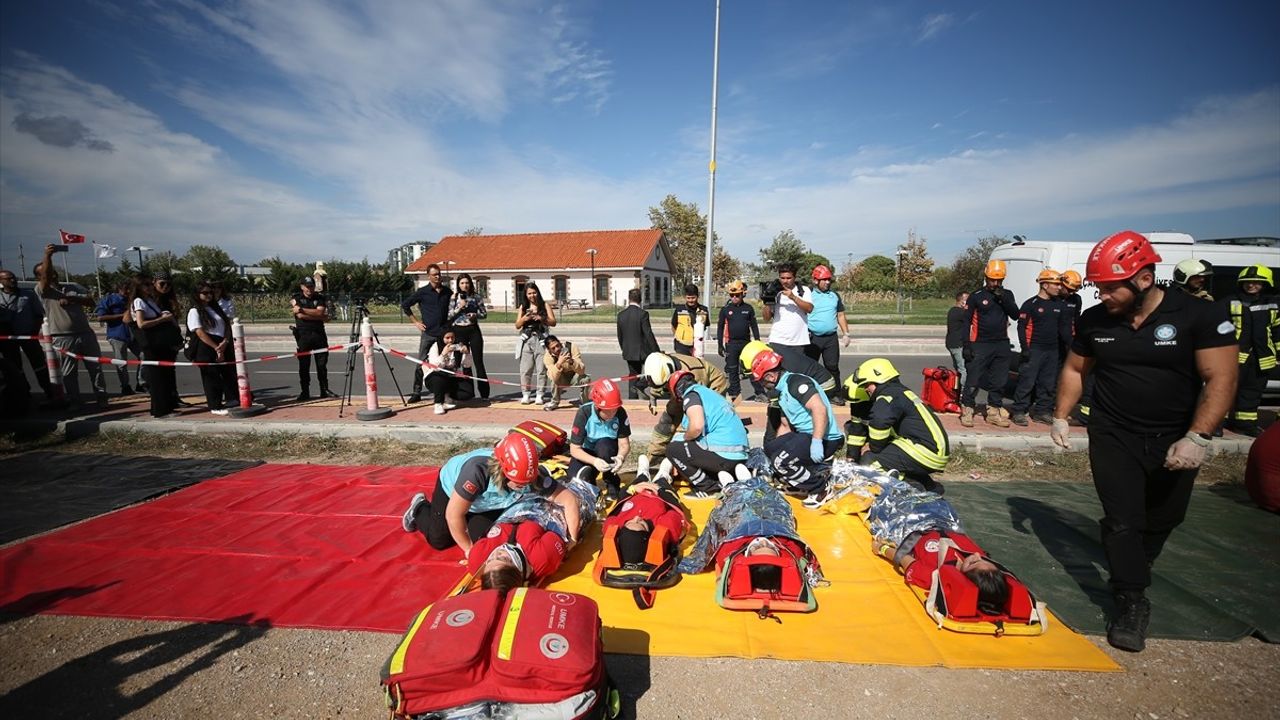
[990,232,1280,395]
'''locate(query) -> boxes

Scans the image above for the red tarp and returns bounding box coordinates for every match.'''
[0,464,463,632]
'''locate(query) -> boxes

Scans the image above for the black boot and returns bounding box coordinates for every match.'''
[1107,592,1151,653]
[318,386,338,399]
[296,387,312,401]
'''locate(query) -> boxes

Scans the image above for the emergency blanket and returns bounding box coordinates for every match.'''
[0,464,466,630]
[493,476,600,545]
[677,476,813,578]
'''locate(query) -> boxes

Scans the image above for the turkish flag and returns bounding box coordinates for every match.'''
[59,229,86,244]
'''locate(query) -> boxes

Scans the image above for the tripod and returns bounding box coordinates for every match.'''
[338,301,406,417]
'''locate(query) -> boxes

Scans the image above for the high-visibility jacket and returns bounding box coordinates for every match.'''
[865,379,950,471]
[1225,291,1280,370]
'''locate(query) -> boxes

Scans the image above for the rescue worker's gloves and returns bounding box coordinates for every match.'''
[842,335,851,348]
[1050,417,1071,449]
[1165,433,1209,470]
[610,455,625,474]
[962,344,975,362]
[592,457,612,474]
[810,437,825,464]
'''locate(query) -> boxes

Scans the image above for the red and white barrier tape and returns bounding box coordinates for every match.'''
[48,342,359,368]
[373,342,636,390]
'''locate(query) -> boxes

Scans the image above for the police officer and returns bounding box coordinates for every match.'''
[1172,259,1214,301]
[663,371,750,499]
[1010,269,1071,426]
[716,280,759,400]
[641,350,729,461]
[959,260,1019,428]
[292,276,336,400]
[751,350,843,499]
[1223,265,1278,436]
[671,283,708,355]
[805,264,850,405]
[849,358,950,494]
[1052,230,1237,653]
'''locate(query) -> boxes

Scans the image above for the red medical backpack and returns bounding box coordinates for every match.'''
[381,588,615,719]
[920,367,961,414]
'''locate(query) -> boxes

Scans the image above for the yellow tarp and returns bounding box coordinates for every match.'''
[544,495,1119,672]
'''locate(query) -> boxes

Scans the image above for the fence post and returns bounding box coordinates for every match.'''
[357,317,393,421]
[227,318,267,417]
[40,319,66,403]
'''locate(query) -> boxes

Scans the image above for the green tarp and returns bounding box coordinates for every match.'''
[945,481,1279,642]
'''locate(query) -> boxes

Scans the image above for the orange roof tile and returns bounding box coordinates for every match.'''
[404,230,670,274]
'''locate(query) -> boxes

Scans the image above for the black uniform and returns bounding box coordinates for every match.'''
[1011,295,1071,416]
[1072,289,1235,594]
[1223,289,1279,432]
[292,290,331,395]
[960,287,1019,409]
[858,379,950,489]
[716,301,759,397]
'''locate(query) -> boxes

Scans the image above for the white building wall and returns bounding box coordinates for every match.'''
[412,267,672,308]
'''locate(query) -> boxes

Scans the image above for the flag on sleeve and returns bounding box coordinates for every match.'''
[95,243,117,259]
[59,229,86,244]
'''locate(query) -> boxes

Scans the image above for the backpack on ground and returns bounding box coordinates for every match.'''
[382,588,618,719]
[511,419,569,460]
[920,367,960,414]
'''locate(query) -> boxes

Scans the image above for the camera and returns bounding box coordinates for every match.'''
[51,245,69,254]
[761,279,783,305]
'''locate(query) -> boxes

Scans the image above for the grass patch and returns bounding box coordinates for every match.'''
[940,447,1246,484]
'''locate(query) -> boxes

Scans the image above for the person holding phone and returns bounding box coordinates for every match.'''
[515,281,556,405]
[130,273,182,417]
[36,244,107,407]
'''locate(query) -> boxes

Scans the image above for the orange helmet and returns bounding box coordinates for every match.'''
[589,378,622,411]
[1036,268,1062,284]
[811,264,833,281]
[984,260,1007,280]
[494,432,540,486]
[1086,230,1162,283]
[1060,270,1083,291]
[749,350,784,382]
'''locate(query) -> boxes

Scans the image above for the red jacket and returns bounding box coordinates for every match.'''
[714,535,807,574]
[902,530,983,590]
[605,491,687,543]
[467,521,567,584]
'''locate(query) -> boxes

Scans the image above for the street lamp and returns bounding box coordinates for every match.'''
[895,248,909,325]
[125,245,152,269]
[586,248,598,308]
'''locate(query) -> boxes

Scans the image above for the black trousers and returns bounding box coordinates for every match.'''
[667,440,741,493]
[1,339,52,395]
[625,360,645,399]
[763,432,840,493]
[296,329,331,391]
[412,478,507,551]
[723,340,748,397]
[426,372,457,401]
[455,325,489,399]
[143,346,178,417]
[1011,346,1059,415]
[411,331,440,395]
[861,443,938,486]
[673,341,694,355]
[1232,356,1267,425]
[194,336,238,410]
[961,341,1011,408]
[1087,425,1197,594]
[567,437,621,492]
[805,332,841,386]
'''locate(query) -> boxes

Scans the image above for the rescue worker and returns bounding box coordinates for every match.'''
[1223,265,1278,437]
[1052,230,1237,653]
[804,265,850,404]
[291,276,337,400]
[842,377,873,461]
[1010,269,1071,426]
[663,371,751,499]
[640,350,729,460]
[716,280,760,400]
[1172,259,1214,301]
[751,350,844,499]
[959,260,1019,428]
[1058,270,1084,341]
[671,283,708,355]
[567,379,632,502]
[740,338,838,443]
[851,358,950,494]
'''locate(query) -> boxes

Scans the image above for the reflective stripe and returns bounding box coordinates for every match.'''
[868,426,892,440]
[892,437,948,471]
[845,434,867,446]
[388,604,435,675]
[903,389,949,463]
[1234,410,1259,421]
[496,587,528,660]
[1239,352,1251,364]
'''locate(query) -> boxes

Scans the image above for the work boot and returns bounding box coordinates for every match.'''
[1031,412,1054,425]
[1010,412,1029,426]
[1107,592,1151,653]
[407,392,422,404]
[296,389,312,401]
[318,387,338,399]
[959,406,975,427]
[985,407,1010,428]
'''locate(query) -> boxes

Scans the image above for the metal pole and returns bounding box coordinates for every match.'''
[19,244,28,280]
[702,0,721,314]
[93,245,102,297]
[357,317,393,420]
[590,253,595,307]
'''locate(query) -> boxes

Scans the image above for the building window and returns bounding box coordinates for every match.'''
[553,275,569,303]
[474,276,490,300]
[595,275,609,303]
[643,274,651,305]
[513,275,529,304]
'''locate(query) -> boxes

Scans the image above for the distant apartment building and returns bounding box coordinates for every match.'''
[387,241,434,273]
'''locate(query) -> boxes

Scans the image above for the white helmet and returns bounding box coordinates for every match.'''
[1173,258,1213,286]
[643,352,675,386]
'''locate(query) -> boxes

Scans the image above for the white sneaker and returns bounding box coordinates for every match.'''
[534,394,544,405]
[443,400,457,410]
[656,458,674,481]
[434,403,446,415]
[210,408,230,416]
[717,471,734,488]
[734,463,752,482]
[520,393,533,405]
[635,454,650,481]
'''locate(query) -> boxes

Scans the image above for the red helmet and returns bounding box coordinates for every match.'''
[750,349,784,381]
[811,264,833,281]
[589,378,622,411]
[667,369,694,396]
[494,432,539,486]
[1086,231,1162,283]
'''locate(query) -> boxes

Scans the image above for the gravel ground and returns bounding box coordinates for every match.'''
[1,614,1277,719]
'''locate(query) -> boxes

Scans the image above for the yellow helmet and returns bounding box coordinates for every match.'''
[643,352,675,385]
[853,358,899,386]
[725,280,747,295]
[843,374,871,403]
[740,339,772,372]
[1238,265,1274,287]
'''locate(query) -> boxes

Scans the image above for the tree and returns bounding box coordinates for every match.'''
[647,194,739,289]
[462,227,484,236]
[758,229,807,272]
[183,245,238,286]
[898,229,935,293]
[798,252,832,281]
[259,256,307,293]
[848,255,896,292]
[947,235,1008,295]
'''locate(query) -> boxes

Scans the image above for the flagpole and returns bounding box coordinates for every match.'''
[701,0,721,313]
[19,244,27,280]
[93,244,102,296]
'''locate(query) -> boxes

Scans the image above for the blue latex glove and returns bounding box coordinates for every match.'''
[809,437,825,463]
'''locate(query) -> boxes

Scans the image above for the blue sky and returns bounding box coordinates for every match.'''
[2,0,1277,276]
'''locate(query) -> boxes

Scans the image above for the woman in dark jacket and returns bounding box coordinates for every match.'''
[449,273,490,399]
[187,282,238,414]
[130,274,182,418]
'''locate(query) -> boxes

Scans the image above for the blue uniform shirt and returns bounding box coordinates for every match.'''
[678,385,749,460]
[775,371,843,441]
[806,289,845,336]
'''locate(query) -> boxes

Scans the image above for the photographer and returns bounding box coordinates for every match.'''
[515,281,556,405]
[292,276,336,401]
[426,329,473,415]
[401,263,452,404]
[762,263,814,371]
[542,334,587,411]
[449,273,490,399]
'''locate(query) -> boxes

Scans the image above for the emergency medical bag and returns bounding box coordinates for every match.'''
[592,497,685,610]
[715,539,819,616]
[382,588,618,719]
[920,367,961,414]
[909,535,1047,637]
[511,420,568,460]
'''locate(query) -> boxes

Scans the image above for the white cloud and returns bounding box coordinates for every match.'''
[916,13,955,44]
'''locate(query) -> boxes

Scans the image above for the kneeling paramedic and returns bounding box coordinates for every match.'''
[567,379,632,502]
[751,350,843,497]
[851,358,950,493]
[640,350,729,460]
[739,339,838,442]
[664,371,751,499]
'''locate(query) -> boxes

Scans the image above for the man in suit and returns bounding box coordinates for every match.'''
[617,288,660,399]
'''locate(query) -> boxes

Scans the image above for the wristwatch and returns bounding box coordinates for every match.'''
[1185,431,1212,448]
